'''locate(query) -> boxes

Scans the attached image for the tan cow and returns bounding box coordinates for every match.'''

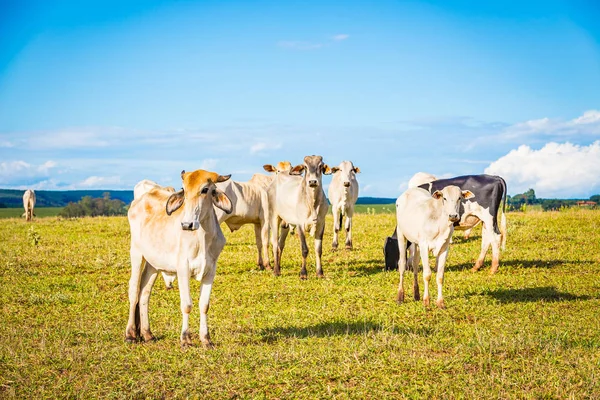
[22,189,36,222]
[133,179,175,200]
[396,186,474,308]
[250,161,293,189]
[125,169,232,347]
[267,155,331,278]
[328,161,360,250]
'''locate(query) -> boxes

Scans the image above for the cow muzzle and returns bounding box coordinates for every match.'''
[449,214,459,222]
[181,221,200,231]
[343,182,351,188]
[308,180,318,188]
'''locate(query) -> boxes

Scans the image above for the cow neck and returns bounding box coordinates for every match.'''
[301,177,323,219]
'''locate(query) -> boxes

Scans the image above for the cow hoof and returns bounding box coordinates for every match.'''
[436,299,446,309]
[125,335,137,344]
[345,245,353,251]
[316,273,324,279]
[396,291,405,304]
[414,293,420,301]
[423,297,430,307]
[201,340,214,349]
[142,332,156,342]
[273,269,281,277]
[300,274,308,280]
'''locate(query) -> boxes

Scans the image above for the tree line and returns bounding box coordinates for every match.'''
[507,189,599,211]
[59,193,128,218]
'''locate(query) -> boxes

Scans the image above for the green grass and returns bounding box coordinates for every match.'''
[0,210,599,398]
[0,207,63,219]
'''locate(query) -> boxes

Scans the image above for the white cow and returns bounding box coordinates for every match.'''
[328,161,360,250]
[22,189,36,222]
[268,155,331,278]
[133,179,175,200]
[407,172,436,188]
[250,161,293,189]
[396,186,474,308]
[126,169,232,347]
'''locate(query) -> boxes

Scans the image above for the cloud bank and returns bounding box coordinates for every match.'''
[485,141,600,198]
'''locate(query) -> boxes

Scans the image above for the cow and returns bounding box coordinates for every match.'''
[267,155,331,278]
[125,169,232,347]
[328,161,360,250]
[396,186,474,308]
[419,174,507,273]
[22,189,36,222]
[133,179,175,200]
[249,161,293,189]
[408,172,436,188]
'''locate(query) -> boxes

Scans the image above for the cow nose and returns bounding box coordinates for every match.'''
[449,214,459,222]
[309,180,318,187]
[343,182,351,187]
[181,221,199,231]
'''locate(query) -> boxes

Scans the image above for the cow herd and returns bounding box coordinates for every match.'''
[20,155,507,348]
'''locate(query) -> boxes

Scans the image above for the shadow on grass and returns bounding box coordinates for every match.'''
[447,258,597,272]
[465,286,592,303]
[260,319,433,342]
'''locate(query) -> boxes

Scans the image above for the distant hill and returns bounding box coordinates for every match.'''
[0,189,134,208]
[0,189,396,208]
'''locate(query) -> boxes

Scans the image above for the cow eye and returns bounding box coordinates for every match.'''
[212,189,216,196]
[201,187,209,194]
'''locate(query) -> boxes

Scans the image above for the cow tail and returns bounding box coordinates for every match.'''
[500,176,508,250]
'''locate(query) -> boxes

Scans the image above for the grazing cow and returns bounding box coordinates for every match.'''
[268,155,331,278]
[22,189,36,222]
[419,174,507,273]
[408,172,436,188]
[396,186,474,308]
[328,161,360,250]
[126,169,232,347]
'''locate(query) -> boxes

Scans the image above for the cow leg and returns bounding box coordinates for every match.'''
[396,233,407,303]
[315,222,325,278]
[344,210,353,250]
[297,227,309,279]
[138,263,158,342]
[490,232,501,274]
[473,225,491,272]
[254,224,265,270]
[270,215,282,276]
[178,269,193,347]
[198,268,216,348]
[260,220,271,270]
[435,243,450,309]
[332,206,340,250]
[420,244,432,307]
[410,243,420,301]
[125,250,144,342]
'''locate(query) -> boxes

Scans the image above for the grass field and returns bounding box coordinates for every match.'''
[1,210,599,398]
[0,207,63,219]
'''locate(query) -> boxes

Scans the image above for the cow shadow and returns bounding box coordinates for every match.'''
[260,319,434,342]
[465,286,592,303]
[447,258,596,272]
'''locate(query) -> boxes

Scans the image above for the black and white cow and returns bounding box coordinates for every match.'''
[384,174,507,274]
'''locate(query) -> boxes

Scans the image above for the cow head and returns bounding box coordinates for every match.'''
[432,185,474,223]
[331,160,360,188]
[166,169,232,231]
[290,155,331,189]
[263,161,292,174]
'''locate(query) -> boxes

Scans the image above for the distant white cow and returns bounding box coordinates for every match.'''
[126,169,232,347]
[328,161,360,250]
[249,161,293,189]
[267,155,331,278]
[408,172,436,188]
[396,186,474,308]
[22,189,36,222]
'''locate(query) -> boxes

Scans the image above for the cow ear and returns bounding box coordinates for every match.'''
[462,190,475,200]
[290,164,305,175]
[181,170,186,180]
[353,167,361,173]
[217,174,231,183]
[331,167,340,174]
[212,189,232,214]
[263,164,276,173]
[432,190,443,200]
[322,164,332,175]
[166,190,185,215]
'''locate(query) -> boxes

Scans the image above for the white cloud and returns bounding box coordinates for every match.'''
[501,109,600,140]
[485,141,600,198]
[332,34,349,41]
[0,141,14,148]
[0,160,58,185]
[199,158,218,171]
[78,176,122,188]
[250,141,282,154]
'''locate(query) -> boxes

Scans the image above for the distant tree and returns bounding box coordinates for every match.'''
[59,202,86,218]
[59,193,127,218]
[590,194,600,203]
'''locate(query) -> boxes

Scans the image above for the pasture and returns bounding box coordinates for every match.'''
[0,207,62,219]
[0,210,599,398]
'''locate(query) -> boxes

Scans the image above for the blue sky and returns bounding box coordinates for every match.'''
[1,0,599,198]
